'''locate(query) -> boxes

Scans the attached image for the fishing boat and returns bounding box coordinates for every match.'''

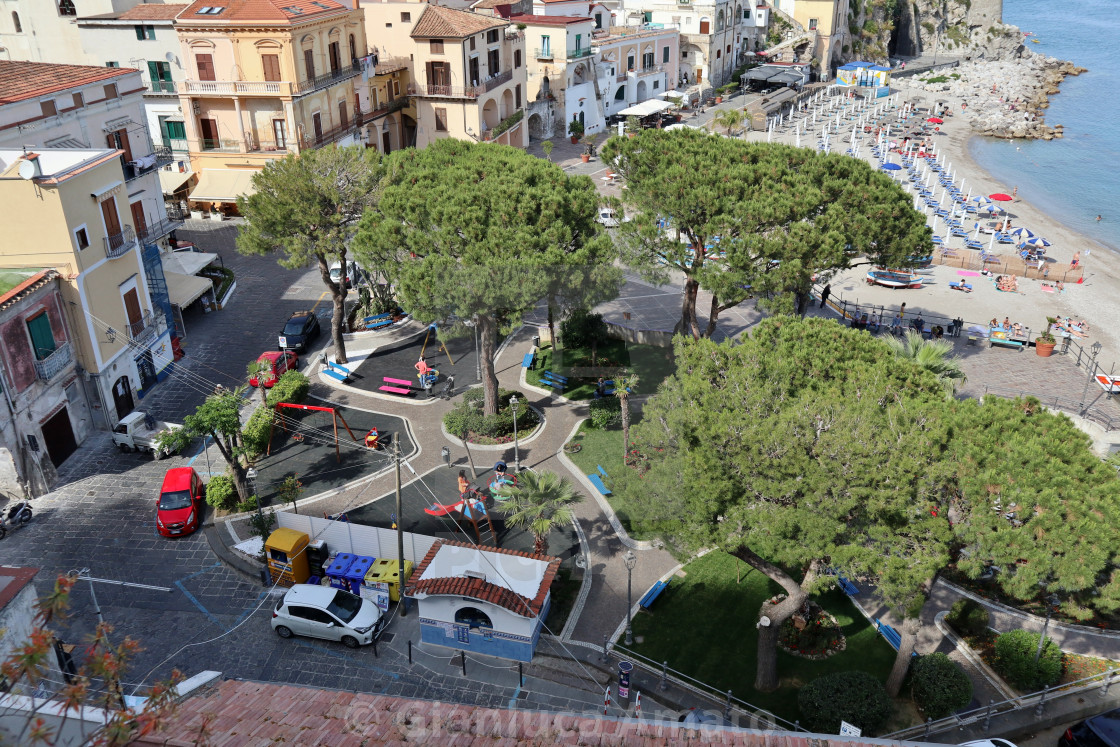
[866,270,923,288]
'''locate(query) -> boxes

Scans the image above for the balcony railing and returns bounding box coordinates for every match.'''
[137,214,185,245]
[123,146,174,182]
[505,30,525,41]
[33,342,73,382]
[637,63,664,76]
[200,139,244,153]
[482,110,524,142]
[104,225,138,259]
[294,61,361,96]
[165,205,190,222]
[147,80,177,95]
[127,311,156,341]
[480,70,512,93]
[534,48,555,60]
[162,137,189,154]
[569,47,594,59]
[374,56,411,75]
[182,79,292,96]
[367,96,408,119]
[301,119,363,149]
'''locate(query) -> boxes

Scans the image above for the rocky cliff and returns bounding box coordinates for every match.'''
[844,0,1023,64]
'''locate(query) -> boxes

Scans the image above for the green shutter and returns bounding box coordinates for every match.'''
[148,61,159,81]
[26,313,56,361]
[663,46,670,63]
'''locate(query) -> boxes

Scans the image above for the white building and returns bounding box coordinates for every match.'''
[405,540,560,662]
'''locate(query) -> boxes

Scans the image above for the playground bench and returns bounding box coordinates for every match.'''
[875,619,918,656]
[522,352,535,370]
[380,376,413,396]
[322,361,351,382]
[323,368,347,382]
[989,332,1025,351]
[587,465,612,496]
[837,576,860,596]
[539,371,568,391]
[639,579,671,610]
[364,312,394,330]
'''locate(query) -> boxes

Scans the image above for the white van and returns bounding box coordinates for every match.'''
[272,584,386,648]
[329,260,360,288]
[597,208,621,227]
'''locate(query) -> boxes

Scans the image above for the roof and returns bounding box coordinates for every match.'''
[471,0,512,8]
[137,678,945,746]
[0,61,132,105]
[78,4,188,21]
[411,5,507,38]
[0,269,56,310]
[0,567,39,613]
[0,148,124,185]
[178,0,350,24]
[508,12,590,25]
[406,540,560,618]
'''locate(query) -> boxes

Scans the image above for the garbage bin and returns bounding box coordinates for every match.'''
[618,661,634,701]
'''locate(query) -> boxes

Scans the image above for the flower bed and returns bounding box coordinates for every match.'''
[776,600,847,661]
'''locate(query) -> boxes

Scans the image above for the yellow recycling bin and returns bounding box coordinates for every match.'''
[364,558,414,602]
[265,528,310,587]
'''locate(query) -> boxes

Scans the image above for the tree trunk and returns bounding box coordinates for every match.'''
[316,253,349,364]
[703,294,721,339]
[731,546,808,691]
[620,392,631,462]
[795,289,810,318]
[681,276,702,339]
[479,314,499,416]
[547,295,556,349]
[535,533,547,555]
[886,617,921,696]
[461,433,478,479]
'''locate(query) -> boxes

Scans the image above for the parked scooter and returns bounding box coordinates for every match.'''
[0,501,33,539]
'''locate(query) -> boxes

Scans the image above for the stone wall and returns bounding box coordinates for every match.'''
[843,0,1016,64]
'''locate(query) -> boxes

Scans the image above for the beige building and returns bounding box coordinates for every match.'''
[771,0,848,77]
[0,148,175,429]
[359,1,527,148]
[174,0,371,211]
[512,12,600,139]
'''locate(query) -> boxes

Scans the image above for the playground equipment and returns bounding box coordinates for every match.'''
[420,323,455,364]
[489,460,518,499]
[424,494,496,544]
[418,367,440,390]
[364,428,382,450]
[266,402,359,462]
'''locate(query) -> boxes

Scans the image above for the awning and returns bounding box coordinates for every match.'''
[188,169,259,203]
[770,70,806,85]
[616,99,673,117]
[159,170,193,195]
[656,89,690,99]
[160,250,218,277]
[91,181,123,203]
[165,271,213,308]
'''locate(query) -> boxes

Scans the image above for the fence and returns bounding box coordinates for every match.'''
[277,513,437,564]
[933,248,1084,282]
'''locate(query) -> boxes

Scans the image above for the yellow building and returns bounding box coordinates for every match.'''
[789,0,849,77]
[0,149,174,427]
[174,0,371,211]
[358,2,527,148]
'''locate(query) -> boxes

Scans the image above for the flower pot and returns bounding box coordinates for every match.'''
[715,96,723,104]
[1035,340,1056,357]
[570,135,579,144]
[581,153,590,163]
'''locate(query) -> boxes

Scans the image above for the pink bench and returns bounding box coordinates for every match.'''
[379,385,411,395]
[383,377,413,388]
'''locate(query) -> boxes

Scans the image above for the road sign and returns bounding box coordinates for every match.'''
[840,721,862,737]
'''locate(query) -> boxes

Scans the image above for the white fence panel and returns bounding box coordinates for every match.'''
[277,513,438,563]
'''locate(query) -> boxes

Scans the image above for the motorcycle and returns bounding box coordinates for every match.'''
[0,501,33,539]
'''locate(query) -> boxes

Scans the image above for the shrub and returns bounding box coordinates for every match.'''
[241,407,275,459]
[560,308,610,350]
[266,369,310,407]
[588,397,621,429]
[946,598,990,637]
[205,473,238,511]
[237,495,259,513]
[910,653,973,718]
[798,671,892,735]
[445,388,540,443]
[993,629,1062,691]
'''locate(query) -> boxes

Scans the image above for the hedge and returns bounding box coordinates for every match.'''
[798,671,893,735]
[444,388,540,443]
[993,629,1062,692]
[910,653,973,718]
[588,396,621,429]
[243,370,310,459]
[205,473,237,511]
[946,598,990,638]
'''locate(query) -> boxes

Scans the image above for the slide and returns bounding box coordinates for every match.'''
[424,499,465,517]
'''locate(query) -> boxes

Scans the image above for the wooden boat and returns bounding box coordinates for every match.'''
[1096,375,1120,394]
[866,270,923,289]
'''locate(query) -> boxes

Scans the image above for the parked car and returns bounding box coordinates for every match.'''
[279,310,320,352]
[272,584,386,648]
[112,411,181,459]
[249,350,298,388]
[156,467,205,538]
[961,740,1019,747]
[1059,709,1120,747]
[329,260,359,288]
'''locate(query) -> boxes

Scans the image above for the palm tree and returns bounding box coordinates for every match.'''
[614,371,639,462]
[713,108,744,136]
[884,331,966,394]
[495,470,582,555]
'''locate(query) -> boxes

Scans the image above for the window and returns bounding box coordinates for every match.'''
[26,314,56,361]
[338,100,348,129]
[430,39,443,54]
[147,61,173,92]
[401,11,411,22]
[329,41,341,72]
[393,79,400,96]
[196,53,215,80]
[106,128,133,162]
[487,49,499,75]
[434,107,447,131]
[727,44,731,53]
[106,61,120,68]
[12,12,21,33]
[425,61,450,87]
[349,34,356,61]
[71,92,83,107]
[514,49,521,68]
[40,99,57,118]
[595,12,602,29]
[626,53,634,70]
[74,226,89,251]
[699,18,710,33]
[653,80,659,89]
[262,54,281,81]
[454,607,492,630]
[273,119,287,148]
[58,0,75,16]
[643,51,654,69]
[104,83,118,99]
[469,36,476,51]
[808,18,818,30]
[134,25,155,41]
[716,49,721,58]
[515,83,521,109]
[487,29,499,44]
[304,48,315,79]
[663,46,670,63]
[642,11,652,23]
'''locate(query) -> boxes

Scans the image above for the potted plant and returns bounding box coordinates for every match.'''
[580,134,597,162]
[1035,316,1058,357]
[568,118,584,144]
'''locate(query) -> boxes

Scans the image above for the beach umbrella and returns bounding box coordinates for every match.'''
[1023,236,1052,248]
[971,195,992,205]
[990,193,1013,202]
[1008,227,1035,239]
[882,163,902,171]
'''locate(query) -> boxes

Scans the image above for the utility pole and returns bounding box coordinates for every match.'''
[394,433,406,618]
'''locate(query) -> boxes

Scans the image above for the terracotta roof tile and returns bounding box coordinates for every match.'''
[97,4,188,20]
[0,61,133,105]
[411,5,507,38]
[178,0,349,24]
[509,12,590,24]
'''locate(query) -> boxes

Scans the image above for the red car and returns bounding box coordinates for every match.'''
[157,467,205,538]
[249,350,298,388]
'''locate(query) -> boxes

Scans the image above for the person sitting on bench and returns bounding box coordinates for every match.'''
[596,378,607,397]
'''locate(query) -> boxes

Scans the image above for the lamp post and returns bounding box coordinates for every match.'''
[1079,341,1103,415]
[624,550,636,646]
[509,394,521,472]
[1034,593,1061,664]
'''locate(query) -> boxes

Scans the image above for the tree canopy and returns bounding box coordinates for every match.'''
[600,130,930,335]
[353,139,618,414]
[237,146,383,363]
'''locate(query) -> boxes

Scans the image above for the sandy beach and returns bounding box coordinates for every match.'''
[743,80,1120,368]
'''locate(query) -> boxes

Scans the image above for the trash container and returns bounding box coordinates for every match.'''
[618,661,634,701]
[325,553,356,590]
[365,558,414,602]
[265,528,310,587]
[344,555,376,594]
[307,540,329,579]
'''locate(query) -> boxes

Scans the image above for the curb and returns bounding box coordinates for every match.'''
[202,522,264,583]
[438,403,546,451]
[934,610,1021,703]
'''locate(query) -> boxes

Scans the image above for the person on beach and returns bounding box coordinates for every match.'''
[1098,215,1103,222]
[1012,186,1018,199]
[1071,252,1080,267]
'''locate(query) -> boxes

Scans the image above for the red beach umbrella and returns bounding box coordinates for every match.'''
[989,193,1013,201]
[926,117,943,124]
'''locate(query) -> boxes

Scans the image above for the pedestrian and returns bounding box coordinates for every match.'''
[1071,251,1080,267]
[820,283,831,308]
[1097,215,1103,222]
[1012,186,1018,199]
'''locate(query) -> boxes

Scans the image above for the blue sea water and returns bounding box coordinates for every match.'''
[967,0,1120,252]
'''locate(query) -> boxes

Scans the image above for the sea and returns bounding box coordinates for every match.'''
[967,0,1120,252]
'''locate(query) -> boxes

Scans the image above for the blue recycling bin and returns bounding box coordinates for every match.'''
[344,555,376,593]
[325,553,356,590]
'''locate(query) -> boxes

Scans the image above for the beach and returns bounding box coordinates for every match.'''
[743,80,1120,368]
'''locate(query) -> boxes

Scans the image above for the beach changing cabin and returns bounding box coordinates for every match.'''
[837,61,891,96]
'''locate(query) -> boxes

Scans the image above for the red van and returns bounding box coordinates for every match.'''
[157,467,205,538]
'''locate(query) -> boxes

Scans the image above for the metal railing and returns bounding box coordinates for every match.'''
[294,61,361,96]
[182,79,290,96]
[534,48,555,60]
[164,205,190,222]
[244,138,289,153]
[301,119,363,149]
[637,63,664,76]
[366,96,408,119]
[33,342,73,381]
[136,214,185,245]
[147,80,176,95]
[408,74,512,99]
[569,47,594,59]
[374,56,410,75]
[162,137,189,154]
[982,387,1120,432]
[200,138,243,152]
[104,225,137,259]
[123,146,174,182]
[127,311,155,341]
[480,70,512,93]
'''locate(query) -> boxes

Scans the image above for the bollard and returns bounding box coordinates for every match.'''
[599,634,609,664]
[659,660,669,692]
[372,639,378,658]
[1035,686,1049,717]
[519,662,523,687]
[983,699,993,732]
[461,651,467,676]
[1103,668,1115,695]
[408,640,412,665]
[724,690,733,721]
[925,717,933,739]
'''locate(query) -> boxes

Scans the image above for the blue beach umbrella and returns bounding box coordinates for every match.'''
[881,162,902,171]
[1008,227,1035,239]
[971,195,992,205]
[1023,236,1052,248]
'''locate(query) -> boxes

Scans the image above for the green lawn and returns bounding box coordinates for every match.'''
[527,340,675,400]
[628,551,898,723]
[565,420,659,541]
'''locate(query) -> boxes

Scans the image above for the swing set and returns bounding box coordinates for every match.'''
[266,402,359,463]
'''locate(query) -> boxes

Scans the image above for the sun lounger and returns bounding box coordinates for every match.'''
[948,281,972,292]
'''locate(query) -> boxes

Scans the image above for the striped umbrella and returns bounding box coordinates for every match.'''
[1023,236,1052,248]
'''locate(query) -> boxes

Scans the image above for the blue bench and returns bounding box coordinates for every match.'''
[322,361,351,382]
[837,576,860,596]
[364,312,393,330]
[876,619,901,650]
[639,579,671,610]
[540,371,568,391]
[522,352,535,369]
[587,465,611,496]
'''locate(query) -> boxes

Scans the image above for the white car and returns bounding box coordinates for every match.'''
[271,584,386,648]
[329,260,360,288]
[597,208,629,228]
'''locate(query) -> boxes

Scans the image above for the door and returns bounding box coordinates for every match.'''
[41,407,78,468]
[101,196,122,242]
[130,201,147,240]
[273,119,287,149]
[123,287,143,336]
[106,128,133,162]
[303,49,315,80]
[26,312,56,360]
[303,607,341,641]
[112,376,134,421]
[160,118,186,150]
[136,350,156,392]
[381,130,391,153]
[312,112,323,142]
[700,19,710,33]
[199,118,219,149]
[338,100,348,130]
[468,57,480,86]
[195,53,215,81]
[282,605,313,636]
[329,41,341,73]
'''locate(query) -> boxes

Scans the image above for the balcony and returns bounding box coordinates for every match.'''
[569,47,594,59]
[505,30,524,42]
[126,311,156,342]
[123,146,175,182]
[165,205,190,222]
[301,119,363,150]
[104,225,138,259]
[366,96,408,119]
[147,80,177,95]
[408,72,513,100]
[482,110,524,142]
[162,137,189,154]
[182,79,293,97]
[637,63,664,76]
[294,61,361,97]
[534,48,555,60]
[200,138,244,153]
[480,70,512,93]
[33,342,73,382]
[137,214,185,245]
[374,56,410,75]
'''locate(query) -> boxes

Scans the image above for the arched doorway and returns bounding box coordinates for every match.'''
[527,112,547,140]
[112,376,134,422]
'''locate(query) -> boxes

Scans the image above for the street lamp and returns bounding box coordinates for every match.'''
[509,394,521,472]
[624,550,636,646]
[1034,593,1061,664]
